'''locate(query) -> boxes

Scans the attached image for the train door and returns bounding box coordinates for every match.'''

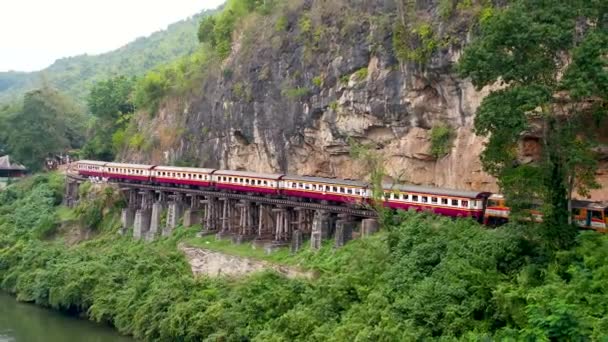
[572,208,588,228]
[590,209,606,230]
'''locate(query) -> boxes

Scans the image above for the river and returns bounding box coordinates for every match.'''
[0,292,133,342]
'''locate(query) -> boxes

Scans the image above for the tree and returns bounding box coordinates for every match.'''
[459,0,608,248]
[82,76,135,160]
[5,86,85,170]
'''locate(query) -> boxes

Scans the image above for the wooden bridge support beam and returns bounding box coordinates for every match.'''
[63,179,81,208]
[217,198,238,239]
[201,195,221,235]
[183,195,202,228]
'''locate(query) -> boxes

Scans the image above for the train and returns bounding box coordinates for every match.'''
[75,160,608,232]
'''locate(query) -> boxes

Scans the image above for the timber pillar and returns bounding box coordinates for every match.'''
[64,179,81,208]
[183,195,202,228]
[200,195,221,235]
[291,230,303,253]
[217,198,238,239]
[233,200,256,244]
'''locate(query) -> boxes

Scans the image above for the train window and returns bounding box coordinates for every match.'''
[355,189,360,195]
[412,195,419,202]
[441,198,448,205]
[305,183,310,190]
[451,199,459,206]
[311,184,317,190]
[264,180,268,186]
[347,188,353,195]
[431,197,438,204]
[591,210,603,220]
[291,182,296,189]
[572,208,582,216]
[338,187,344,194]
[461,200,469,208]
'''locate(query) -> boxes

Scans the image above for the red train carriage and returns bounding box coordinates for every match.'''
[104,162,154,183]
[213,170,283,195]
[76,160,107,178]
[281,176,369,205]
[152,166,216,188]
[383,183,491,221]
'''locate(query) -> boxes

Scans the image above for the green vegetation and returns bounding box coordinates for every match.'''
[0,86,86,171]
[0,10,213,105]
[430,123,454,159]
[312,76,323,88]
[282,86,310,100]
[80,76,136,160]
[198,0,279,59]
[459,0,608,249]
[393,22,440,64]
[352,67,368,82]
[2,175,608,340]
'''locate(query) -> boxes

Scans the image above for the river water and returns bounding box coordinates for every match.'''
[0,292,133,342]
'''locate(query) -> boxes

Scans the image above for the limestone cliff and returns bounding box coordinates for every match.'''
[121,0,607,199]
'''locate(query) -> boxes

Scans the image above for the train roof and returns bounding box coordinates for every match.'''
[214,169,284,180]
[154,166,216,173]
[572,200,608,210]
[384,183,492,199]
[106,162,155,169]
[282,175,369,187]
[77,160,108,166]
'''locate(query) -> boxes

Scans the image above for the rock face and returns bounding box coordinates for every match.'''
[122,0,605,198]
[179,244,315,279]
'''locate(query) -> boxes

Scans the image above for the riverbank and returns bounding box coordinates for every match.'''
[1,174,607,340]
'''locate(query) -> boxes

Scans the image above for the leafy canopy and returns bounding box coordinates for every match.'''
[459,0,608,248]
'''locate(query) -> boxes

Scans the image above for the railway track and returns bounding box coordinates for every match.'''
[67,174,377,218]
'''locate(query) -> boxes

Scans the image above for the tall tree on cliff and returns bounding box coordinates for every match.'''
[459,0,608,249]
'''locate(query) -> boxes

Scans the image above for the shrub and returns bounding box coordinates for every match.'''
[282,87,310,100]
[275,15,288,32]
[312,76,324,87]
[430,123,454,158]
[393,22,439,64]
[353,67,368,81]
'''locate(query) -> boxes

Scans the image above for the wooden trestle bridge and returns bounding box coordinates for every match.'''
[65,174,380,252]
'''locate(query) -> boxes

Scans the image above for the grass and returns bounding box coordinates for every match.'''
[56,206,77,221]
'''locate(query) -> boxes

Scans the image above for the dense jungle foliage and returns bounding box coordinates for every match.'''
[1,174,607,341]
